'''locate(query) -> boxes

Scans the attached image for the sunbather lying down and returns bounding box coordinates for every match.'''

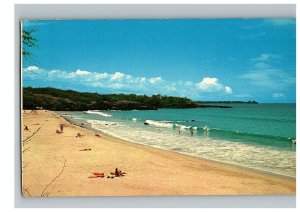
[110,168,126,177]
[56,129,62,134]
[88,172,105,178]
[79,148,91,151]
[76,133,83,138]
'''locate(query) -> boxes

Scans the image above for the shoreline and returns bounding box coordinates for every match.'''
[22,110,296,196]
[60,111,296,180]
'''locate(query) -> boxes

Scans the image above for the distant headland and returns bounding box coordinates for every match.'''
[195,101,258,104]
[23,87,257,111]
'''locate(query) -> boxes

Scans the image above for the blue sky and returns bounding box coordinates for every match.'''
[22,19,296,102]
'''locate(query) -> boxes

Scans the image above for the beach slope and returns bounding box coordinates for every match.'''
[21,110,296,196]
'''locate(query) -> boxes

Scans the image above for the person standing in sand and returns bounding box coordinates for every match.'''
[190,128,194,136]
[60,124,64,133]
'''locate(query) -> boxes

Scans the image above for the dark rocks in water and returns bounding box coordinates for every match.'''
[191,120,195,122]
[144,122,150,125]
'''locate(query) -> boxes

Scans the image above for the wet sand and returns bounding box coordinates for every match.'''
[21,110,296,197]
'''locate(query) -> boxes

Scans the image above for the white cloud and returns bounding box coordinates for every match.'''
[95,73,109,80]
[253,62,270,69]
[185,81,193,86]
[75,69,91,75]
[273,93,286,99]
[23,67,234,99]
[225,86,232,94]
[148,77,162,84]
[196,77,232,94]
[196,77,222,91]
[111,72,125,80]
[241,69,295,89]
[23,66,40,72]
[48,70,76,79]
[23,68,166,94]
[241,54,295,90]
[264,18,295,26]
[251,54,278,62]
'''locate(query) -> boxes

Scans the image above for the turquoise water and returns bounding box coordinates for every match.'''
[61,103,296,177]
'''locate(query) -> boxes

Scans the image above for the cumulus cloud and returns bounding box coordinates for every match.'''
[22,67,233,99]
[75,69,91,75]
[196,77,232,94]
[273,93,286,99]
[111,72,125,81]
[148,77,162,84]
[196,78,222,91]
[225,86,232,94]
[95,72,109,80]
[23,67,167,95]
[23,66,40,72]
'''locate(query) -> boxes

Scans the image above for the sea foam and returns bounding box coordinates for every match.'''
[89,120,296,178]
[144,120,174,128]
[86,110,112,117]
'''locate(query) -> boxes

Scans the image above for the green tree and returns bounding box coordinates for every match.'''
[22,29,38,58]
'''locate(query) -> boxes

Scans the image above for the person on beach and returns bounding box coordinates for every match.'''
[115,168,120,177]
[110,168,126,177]
[76,133,82,138]
[190,128,194,136]
[60,124,64,133]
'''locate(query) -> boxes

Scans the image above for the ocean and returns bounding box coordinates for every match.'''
[60,103,296,178]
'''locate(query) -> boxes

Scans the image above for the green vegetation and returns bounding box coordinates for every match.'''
[23,87,199,111]
[22,29,38,58]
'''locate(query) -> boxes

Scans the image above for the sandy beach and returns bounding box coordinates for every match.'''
[21,110,296,197]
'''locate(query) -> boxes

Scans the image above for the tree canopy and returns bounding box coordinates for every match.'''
[22,29,38,58]
[23,87,198,111]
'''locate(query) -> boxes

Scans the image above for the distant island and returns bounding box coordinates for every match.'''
[196,101,258,104]
[22,87,257,111]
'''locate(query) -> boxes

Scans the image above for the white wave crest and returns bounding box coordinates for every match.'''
[174,124,196,130]
[86,110,112,117]
[144,120,173,128]
[202,126,210,131]
[87,119,117,126]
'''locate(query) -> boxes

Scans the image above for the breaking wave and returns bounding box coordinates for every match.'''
[86,110,112,117]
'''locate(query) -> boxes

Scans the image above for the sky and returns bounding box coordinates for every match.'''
[22,18,296,102]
